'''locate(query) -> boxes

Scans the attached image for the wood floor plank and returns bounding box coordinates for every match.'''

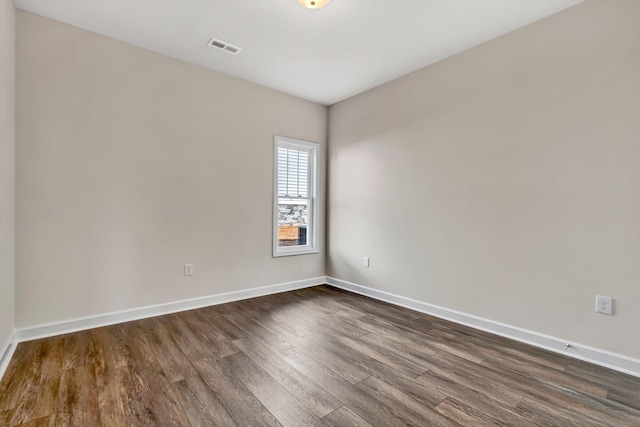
[2,285,640,426]
[271,293,364,324]
[298,287,372,318]
[13,415,55,427]
[172,375,236,427]
[322,406,374,427]
[249,296,312,324]
[274,311,370,340]
[236,308,310,345]
[427,352,639,427]
[434,397,490,427]
[418,370,543,427]
[291,336,373,384]
[60,330,96,371]
[192,356,281,427]
[121,323,190,426]
[193,307,247,341]
[332,333,428,378]
[356,375,460,427]
[9,338,64,425]
[223,351,325,427]
[564,360,640,410]
[92,326,159,426]
[266,293,370,338]
[0,341,37,413]
[515,397,601,427]
[89,328,127,426]
[335,315,455,371]
[233,337,342,418]
[479,357,640,425]
[137,317,198,384]
[423,353,607,426]
[439,325,568,371]
[311,288,416,324]
[56,364,100,426]
[418,329,487,364]
[347,314,445,357]
[225,309,372,385]
[180,310,238,358]
[288,330,445,404]
[607,387,640,412]
[481,350,609,399]
[565,358,640,389]
[165,313,233,361]
[0,409,12,425]
[265,343,417,427]
[357,331,436,370]
[426,351,524,408]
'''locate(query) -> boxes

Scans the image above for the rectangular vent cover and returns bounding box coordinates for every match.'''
[207,38,242,55]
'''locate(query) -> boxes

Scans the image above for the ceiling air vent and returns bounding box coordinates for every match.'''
[207,38,242,55]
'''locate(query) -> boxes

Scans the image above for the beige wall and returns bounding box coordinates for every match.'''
[328,0,640,358]
[16,11,326,327]
[0,0,16,351]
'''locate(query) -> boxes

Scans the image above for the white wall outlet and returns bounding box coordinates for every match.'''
[595,295,612,315]
[184,263,194,276]
[363,257,370,268]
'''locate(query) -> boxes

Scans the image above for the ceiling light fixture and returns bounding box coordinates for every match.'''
[297,0,330,10]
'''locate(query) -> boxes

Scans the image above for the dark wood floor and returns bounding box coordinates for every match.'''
[1,286,639,426]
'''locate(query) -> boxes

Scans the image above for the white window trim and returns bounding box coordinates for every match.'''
[273,135,319,257]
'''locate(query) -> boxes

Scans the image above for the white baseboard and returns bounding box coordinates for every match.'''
[0,329,17,381]
[16,276,326,343]
[326,276,640,378]
[11,275,640,380]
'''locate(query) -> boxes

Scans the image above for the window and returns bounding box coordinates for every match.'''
[273,136,319,257]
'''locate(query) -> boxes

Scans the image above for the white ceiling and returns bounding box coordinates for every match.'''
[14,0,583,106]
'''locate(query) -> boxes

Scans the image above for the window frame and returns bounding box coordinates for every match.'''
[273,135,319,257]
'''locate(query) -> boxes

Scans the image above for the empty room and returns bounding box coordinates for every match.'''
[1,0,639,425]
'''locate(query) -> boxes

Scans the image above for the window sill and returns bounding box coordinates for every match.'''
[273,248,319,257]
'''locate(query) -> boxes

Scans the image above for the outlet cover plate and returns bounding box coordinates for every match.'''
[595,295,612,315]
[184,263,194,276]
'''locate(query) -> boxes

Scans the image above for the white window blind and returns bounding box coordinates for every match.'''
[277,147,309,198]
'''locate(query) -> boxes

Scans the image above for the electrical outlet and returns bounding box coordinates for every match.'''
[184,263,193,276]
[595,295,612,315]
[363,257,370,268]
